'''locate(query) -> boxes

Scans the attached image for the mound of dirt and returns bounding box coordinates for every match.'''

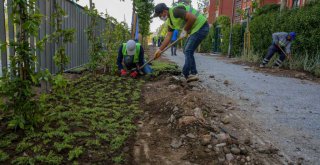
[131,75,284,164]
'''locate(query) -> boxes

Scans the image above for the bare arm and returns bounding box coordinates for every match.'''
[159,31,173,51]
[184,12,197,33]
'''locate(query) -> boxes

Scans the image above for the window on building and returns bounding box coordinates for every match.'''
[292,0,300,8]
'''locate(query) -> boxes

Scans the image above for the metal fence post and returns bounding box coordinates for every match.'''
[0,0,7,72]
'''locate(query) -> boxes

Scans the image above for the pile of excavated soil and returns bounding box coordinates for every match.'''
[131,75,284,165]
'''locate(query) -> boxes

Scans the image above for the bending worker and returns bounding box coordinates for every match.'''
[117,40,152,78]
[260,32,296,68]
[153,3,209,82]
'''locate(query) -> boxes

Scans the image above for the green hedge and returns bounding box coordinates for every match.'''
[199,25,215,53]
[250,2,320,76]
[221,24,244,57]
[215,16,244,57]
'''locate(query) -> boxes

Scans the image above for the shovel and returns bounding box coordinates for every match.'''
[134,36,185,72]
[277,45,292,61]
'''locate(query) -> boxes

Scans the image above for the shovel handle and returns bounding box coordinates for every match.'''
[139,37,185,70]
[277,45,292,61]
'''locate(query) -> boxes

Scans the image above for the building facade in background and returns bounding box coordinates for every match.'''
[207,0,309,25]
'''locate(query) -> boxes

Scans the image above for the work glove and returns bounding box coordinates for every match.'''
[154,49,162,59]
[179,30,188,38]
[130,71,138,78]
[120,69,127,76]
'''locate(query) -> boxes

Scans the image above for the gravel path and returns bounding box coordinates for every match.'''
[164,50,320,164]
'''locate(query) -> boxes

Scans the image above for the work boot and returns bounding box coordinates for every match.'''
[259,64,266,68]
[187,74,199,83]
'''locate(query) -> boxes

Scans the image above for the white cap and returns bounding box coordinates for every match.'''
[126,40,136,55]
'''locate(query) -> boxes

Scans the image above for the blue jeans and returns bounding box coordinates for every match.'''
[183,22,209,78]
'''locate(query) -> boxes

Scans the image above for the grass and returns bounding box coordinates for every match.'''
[241,50,320,77]
[151,61,181,76]
[0,73,144,164]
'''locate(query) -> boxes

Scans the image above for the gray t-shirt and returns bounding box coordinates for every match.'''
[272,32,292,54]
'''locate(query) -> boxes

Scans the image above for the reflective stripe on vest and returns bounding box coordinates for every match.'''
[122,43,141,63]
[166,3,206,34]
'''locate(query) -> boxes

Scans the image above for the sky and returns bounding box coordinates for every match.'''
[77,0,198,33]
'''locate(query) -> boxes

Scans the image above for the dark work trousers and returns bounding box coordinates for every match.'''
[262,44,286,66]
[171,41,177,55]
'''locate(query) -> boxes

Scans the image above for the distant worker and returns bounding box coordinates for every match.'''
[171,29,179,56]
[157,36,161,47]
[153,3,209,82]
[117,40,152,78]
[152,36,157,46]
[260,32,296,68]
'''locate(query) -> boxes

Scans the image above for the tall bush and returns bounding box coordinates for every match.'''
[199,25,215,53]
[249,2,320,75]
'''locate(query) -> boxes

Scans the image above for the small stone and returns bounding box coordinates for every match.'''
[201,134,212,146]
[208,144,213,149]
[209,75,215,78]
[221,116,231,124]
[168,114,176,123]
[123,146,130,152]
[214,147,220,152]
[223,147,230,154]
[239,145,248,155]
[224,80,230,85]
[145,99,152,105]
[178,116,198,127]
[137,121,144,128]
[246,156,251,162]
[258,147,273,154]
[295,73,306,79]
[168,84,179,91]
[241,159,246,163]
[180,134,186,139]
[170,138,182,149]
[212,139,219,145]
[244,138,251,145]
[226,153,234,161]
[215,109,225,113]
[239,96,249,101]
[194,107,205,121]
[157,129,161,132]
[216,133,229,142]
[218,155,225,162]
[231,147,241,155]
[170,76,182,83]
[149,119,155,125]
[186,133,196,139]
[173,106,179,112]
[204,148,211,153]
[216,143,226,147]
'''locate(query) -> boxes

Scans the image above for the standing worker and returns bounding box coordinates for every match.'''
[117,40,152,78]
[153,3,209,82]
[171,29,179,56]
[260,32,296,68]
[152,36,157,46]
